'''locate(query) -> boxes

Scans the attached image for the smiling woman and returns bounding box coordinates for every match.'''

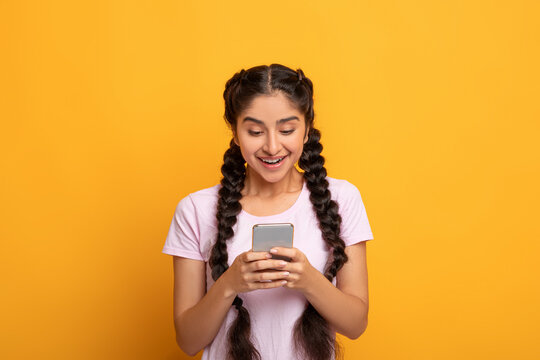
[233,94,308,182]
[162,64,374,360]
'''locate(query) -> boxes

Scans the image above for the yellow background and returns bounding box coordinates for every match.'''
[1,0,539,359]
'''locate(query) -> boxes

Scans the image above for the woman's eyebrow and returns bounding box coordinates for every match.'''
[242,116,299,125]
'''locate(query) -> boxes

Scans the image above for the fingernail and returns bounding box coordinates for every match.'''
[282,272,289,276]
[279,261,287,266]
[266,253,272,258]
[281,281,287,285]
[270,249,278,253]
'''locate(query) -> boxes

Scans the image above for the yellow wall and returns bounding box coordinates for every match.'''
[1,1,539,359]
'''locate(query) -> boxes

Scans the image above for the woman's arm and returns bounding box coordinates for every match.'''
[172,252,291,355]
[172,256,234,356]
[305,241,369,338]
[270,241,370,339]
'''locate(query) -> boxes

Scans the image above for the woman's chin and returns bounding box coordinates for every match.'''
[249,166,298,184]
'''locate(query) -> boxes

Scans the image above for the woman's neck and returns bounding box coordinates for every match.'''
[242,166,304,198]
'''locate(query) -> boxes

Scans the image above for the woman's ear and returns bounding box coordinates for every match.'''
[303,127,310,145]
[233,132,240,146]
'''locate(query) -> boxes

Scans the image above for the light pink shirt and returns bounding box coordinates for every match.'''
[162,176,374,360]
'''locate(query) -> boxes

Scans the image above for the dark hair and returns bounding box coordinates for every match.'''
[209,64,349,360]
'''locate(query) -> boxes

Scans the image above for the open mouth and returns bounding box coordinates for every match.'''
[258,155,287,165]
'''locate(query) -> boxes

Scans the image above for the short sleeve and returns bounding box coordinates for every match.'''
[338,181,374,246]
[162,194,204,260]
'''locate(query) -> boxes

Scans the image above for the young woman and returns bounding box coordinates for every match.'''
[162,64,374,360]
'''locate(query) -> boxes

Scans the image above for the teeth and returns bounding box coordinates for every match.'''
[261,156,284,164]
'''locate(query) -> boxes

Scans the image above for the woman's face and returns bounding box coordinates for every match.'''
[234,92,309,184]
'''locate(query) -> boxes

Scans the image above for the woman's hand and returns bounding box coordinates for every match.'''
[222,250,290,296]
[268,247,319,293]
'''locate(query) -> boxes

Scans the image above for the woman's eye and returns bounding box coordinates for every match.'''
[248,130,295,136]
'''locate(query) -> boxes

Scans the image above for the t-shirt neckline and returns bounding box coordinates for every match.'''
[239,180,307,220]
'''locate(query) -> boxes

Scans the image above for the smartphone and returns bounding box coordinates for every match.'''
[252,223,294,262]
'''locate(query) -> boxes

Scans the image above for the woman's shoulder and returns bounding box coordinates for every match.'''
[326,176,361,197]
[189,183,221,198]
[172,183,220,213]
[182,183,221,209]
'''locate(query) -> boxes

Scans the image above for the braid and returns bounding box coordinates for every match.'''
[300,128,348,280]
[217,64,350,360]
[293,127,348,360]
[209,138,261,360]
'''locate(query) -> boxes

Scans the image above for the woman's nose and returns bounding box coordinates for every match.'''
[262,131,281,155]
